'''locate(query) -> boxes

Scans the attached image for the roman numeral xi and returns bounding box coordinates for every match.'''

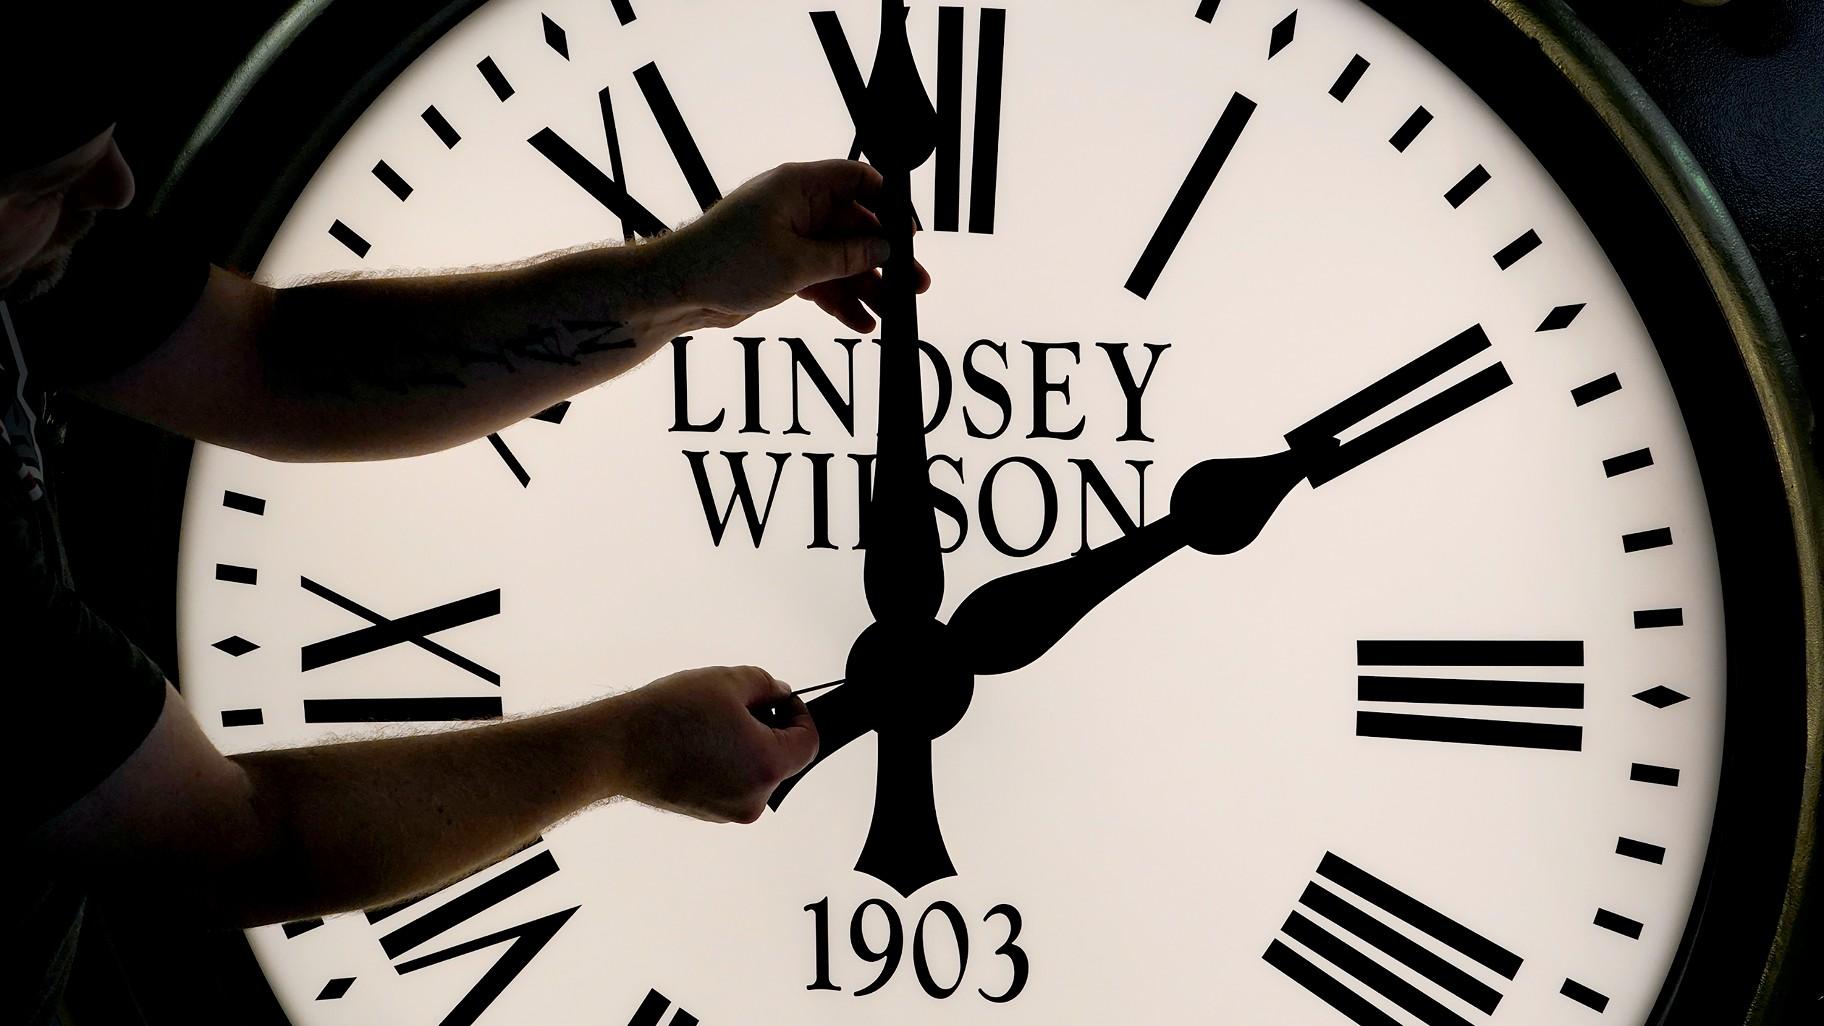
[1265,852,1524,1026]
[1355,639,1585,751]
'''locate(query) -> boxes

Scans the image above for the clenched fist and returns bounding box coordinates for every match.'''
[603,665,819,824]
[654,159,930,333]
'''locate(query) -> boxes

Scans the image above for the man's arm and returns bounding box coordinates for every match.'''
[30,667,814,927]
[74,160,921,460]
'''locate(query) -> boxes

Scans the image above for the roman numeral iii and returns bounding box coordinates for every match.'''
[811,6,1006,233]
[1264,852,1524,1026]
[1355,639,1585,751]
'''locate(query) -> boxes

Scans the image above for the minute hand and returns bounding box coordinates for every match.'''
[947,324,1511,677]
[859,0,943,625]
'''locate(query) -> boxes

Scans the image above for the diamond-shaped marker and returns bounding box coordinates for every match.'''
[542,14,569,59]
[532,400,571,424]
[1269,11,1297,58]
[1634,685,1689,708]
[1537,303,1587,332]
[316,977,356,1001]
[213,636,260,657]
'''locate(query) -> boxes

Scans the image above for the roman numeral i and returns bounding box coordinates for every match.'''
[1355,639,1585,751]
[811,6,1006,233]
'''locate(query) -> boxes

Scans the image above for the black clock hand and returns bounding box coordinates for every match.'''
[859,0,943,626]
[949,454,1303,674]
[768,7,962,897]
[950,325,1511,676]
[767,681,873,808]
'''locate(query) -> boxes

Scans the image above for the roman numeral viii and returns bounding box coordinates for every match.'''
[1264,852,1524,1026]
[371,842,579,1026]
[811,6,1006,233]
[1355,639,1585,751]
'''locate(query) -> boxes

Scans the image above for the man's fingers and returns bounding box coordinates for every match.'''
[799,281,878,333]
[771,698,820,774]
[807,158,885,204]
[805,233,891,284]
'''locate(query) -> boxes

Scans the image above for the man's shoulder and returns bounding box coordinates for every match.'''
[9,214,211,390]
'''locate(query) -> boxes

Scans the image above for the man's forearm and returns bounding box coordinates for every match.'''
[260,238,703,461]
[224,699,626,927]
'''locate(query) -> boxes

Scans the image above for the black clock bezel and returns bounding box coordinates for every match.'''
[151,1,1819,1023]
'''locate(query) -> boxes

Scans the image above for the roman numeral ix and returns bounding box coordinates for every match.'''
[300,577,504,723]
[1264,852,1524,1026]
[1354,640,1585,751]
[811,6,1006,233]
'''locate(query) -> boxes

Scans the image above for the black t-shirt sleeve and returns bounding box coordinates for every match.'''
[5,486,169,835]
[9,213,211,389]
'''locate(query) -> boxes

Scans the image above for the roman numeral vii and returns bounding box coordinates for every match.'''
[372,843,579,1026]
[1354,639,1585,751]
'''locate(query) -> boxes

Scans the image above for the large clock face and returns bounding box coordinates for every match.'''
[176,0,1732,1023]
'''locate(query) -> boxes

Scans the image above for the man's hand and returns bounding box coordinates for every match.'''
[657,159,931,334]
[604,665,819,824]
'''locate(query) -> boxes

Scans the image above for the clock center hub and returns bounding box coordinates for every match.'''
[846,619,974,741]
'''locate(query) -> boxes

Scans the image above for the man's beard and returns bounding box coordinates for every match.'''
[2,209,98,303]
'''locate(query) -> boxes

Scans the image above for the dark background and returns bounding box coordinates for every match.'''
[48,0,1820,1022]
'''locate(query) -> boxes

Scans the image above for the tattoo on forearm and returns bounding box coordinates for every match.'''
[277,315,634,400]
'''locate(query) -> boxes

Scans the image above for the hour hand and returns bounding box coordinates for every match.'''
[768,682,873,809]
[947,452,1305,676]
[948,324,1511,676]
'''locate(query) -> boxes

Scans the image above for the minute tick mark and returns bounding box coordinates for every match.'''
[1329,55,1370,101]
[421,105,461,148]
[1389,106,1432,151]
[1445,165,1490,208]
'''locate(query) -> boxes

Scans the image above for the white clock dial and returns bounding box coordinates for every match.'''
[177,1,1726,1023]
